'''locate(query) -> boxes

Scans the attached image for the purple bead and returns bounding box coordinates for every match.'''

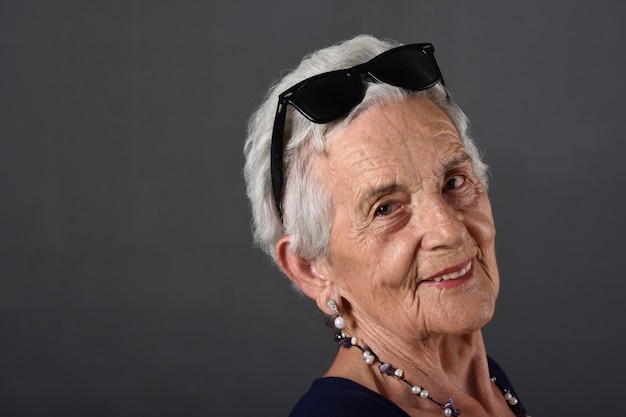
[379,363,395,375]
[444,398,461,417]
[338,337,352,348]
[334,333,352,349]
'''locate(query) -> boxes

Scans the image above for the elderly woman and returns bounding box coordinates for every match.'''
[244,35,529,417]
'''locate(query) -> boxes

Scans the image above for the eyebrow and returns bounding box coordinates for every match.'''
[363,182,403,202]
[354,181,403,215]
[442,153,472,173]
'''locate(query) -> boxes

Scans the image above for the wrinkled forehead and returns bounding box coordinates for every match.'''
[325,96,462,158]
[316,97,465,188]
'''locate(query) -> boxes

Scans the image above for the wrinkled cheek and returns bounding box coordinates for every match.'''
[475,203,496,241]
[480,244,500,303]
[470,210,500,295]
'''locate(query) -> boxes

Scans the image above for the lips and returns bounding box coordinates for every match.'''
[427,260,473,283]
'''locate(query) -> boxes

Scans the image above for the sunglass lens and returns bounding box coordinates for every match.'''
[372,48,439,90]
[295,73,362,123]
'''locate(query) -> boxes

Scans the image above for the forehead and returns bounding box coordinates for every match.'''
[320,97,466,180]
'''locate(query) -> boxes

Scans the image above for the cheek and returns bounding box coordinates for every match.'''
[466,196,496,247]
[326,236,417,307]
[466,198,499,283]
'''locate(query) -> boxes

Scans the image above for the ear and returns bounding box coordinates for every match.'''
[276,235,336,311]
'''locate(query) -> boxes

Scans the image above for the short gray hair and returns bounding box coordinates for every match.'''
[243,35,488,263]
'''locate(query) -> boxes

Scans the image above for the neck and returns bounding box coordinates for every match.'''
[344,318,488,386]
[325,329,502,416]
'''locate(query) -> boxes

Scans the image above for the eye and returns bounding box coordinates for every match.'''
[443,175,466,191]
[375,202,397,217]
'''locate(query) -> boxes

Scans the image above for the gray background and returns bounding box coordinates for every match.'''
[2,1,625,416]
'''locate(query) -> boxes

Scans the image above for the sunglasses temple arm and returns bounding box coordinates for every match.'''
[270,101,287,220]
[440,77,450,100]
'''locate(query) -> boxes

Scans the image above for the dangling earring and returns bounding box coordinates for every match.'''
[326,299,345,330]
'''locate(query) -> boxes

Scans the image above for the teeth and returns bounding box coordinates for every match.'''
[433,261,472,282]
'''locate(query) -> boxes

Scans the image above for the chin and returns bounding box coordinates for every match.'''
[446,298,497,336]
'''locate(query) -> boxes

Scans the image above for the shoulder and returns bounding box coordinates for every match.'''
[488,356,530,416]
[487,356,521,398]
[288,377,409,417]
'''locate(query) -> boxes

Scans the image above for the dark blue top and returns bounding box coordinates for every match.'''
[289,357,528,417]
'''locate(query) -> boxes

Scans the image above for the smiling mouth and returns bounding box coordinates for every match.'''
[430,260,472,282]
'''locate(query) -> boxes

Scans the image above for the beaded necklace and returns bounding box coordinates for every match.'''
[334,330,529,417]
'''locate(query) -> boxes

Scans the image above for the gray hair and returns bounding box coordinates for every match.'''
[243,35,488,264]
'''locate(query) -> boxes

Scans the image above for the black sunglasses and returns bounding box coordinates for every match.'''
[270,43,445,219]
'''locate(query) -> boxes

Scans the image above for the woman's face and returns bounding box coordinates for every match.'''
[315,97,499,341]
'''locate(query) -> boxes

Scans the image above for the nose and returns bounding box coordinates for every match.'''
[417,195,467,251]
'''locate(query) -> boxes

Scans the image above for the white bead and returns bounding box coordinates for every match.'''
[365,355,375,365]
[351,336,358,345]
[333,316,345,329]
[444,408,452,417]
[394,369,404,378]
[411,386,422,395]
[420,389,429,398]
[504,392,512,401]
[508,397,518,406]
